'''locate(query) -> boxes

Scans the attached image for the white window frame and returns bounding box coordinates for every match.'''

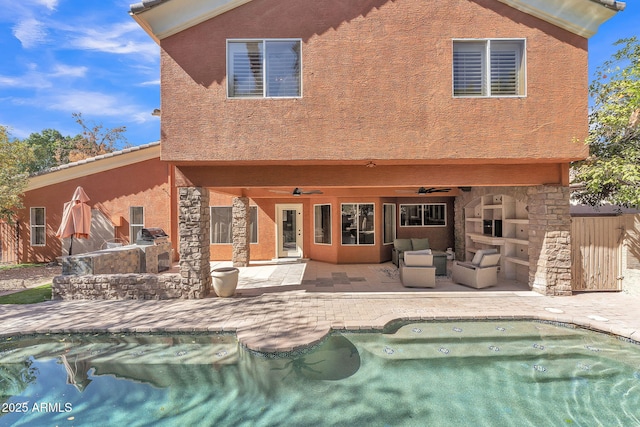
[400,203,447,227]
[210,206,258,244]
[129,206,144,243]
[227,39,302,99]
[30,207,46,246]
[341,203,375,246]
[314,204,332,245]
[453,38,526,98]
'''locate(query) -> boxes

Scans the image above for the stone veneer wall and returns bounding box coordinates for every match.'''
[53,273,189,300]
[454,185,572,296]
[232,197,250,267]
[527,185,572,296]
[61,246,141,275]
[52,187,215,301]
[178,187,212,298]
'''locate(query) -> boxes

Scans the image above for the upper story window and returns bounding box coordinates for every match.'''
[227,39,301,98]
[453,39,525,97]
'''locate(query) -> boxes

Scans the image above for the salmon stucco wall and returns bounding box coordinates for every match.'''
[159,0,588,165]
[18,158,175,263]
[208,193,454,264]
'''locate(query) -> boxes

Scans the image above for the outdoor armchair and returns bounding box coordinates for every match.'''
[451,248,501,289]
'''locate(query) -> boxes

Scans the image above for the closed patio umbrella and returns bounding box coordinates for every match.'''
[56,186,91,255]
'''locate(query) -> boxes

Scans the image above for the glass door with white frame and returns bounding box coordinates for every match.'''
[276,204,303,258]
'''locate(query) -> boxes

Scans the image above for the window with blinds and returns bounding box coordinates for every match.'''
[228,40,301,98]
[453,39,524,97]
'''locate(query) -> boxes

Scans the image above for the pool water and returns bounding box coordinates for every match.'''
[1,321,639,426]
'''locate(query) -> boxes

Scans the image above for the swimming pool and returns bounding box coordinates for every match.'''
[1,321,639,426]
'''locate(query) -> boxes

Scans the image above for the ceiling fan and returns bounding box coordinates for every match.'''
[396,187,451,195]
[269,188,323,196]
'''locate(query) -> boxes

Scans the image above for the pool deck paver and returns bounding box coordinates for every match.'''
[1,260,639,352]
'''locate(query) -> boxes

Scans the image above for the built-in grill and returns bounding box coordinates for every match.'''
[135,228,171,272]
[136,227,169,245]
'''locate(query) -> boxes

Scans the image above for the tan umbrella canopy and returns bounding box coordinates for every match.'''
[56,186,91,255]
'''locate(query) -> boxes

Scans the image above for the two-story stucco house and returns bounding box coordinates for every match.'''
[130,0,623,296]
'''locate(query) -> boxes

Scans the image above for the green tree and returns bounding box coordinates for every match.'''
[0,126,35,222]
[21,114,130,174]
[22,129,76,173]
[572,37,640,208]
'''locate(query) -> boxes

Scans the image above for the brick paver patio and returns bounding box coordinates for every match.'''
[1,261,638,353]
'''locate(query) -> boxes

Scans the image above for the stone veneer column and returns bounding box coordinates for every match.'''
[527,185,572,296]
[179,187,211,298]
[232,197,250,267]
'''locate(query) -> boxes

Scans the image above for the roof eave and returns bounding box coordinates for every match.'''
[26,142,161,192]
[496,0,624,38]
[130,0,624,41]
[129,0,252,43]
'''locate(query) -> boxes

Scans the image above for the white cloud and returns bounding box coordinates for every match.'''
[30,90,155,124]
[13,18,48,48]
[51,64,89,78]
[36,0,58,10]
[64,21,159,61]
[0,63,89,89]
[139,79,161,86]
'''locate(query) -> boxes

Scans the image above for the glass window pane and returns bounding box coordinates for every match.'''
[341,204,356,245]
[383,204,396,244]
[358,204,375,245]
[34,226,45,245]
[130,207,144,226]
[211,207,233,244]
[424,204,446,226]
[228,41,264,97]
[490,41,522,96]
[266,41,301,97]
[250,206,258,244]
[400,205,423,226]
[453,42,485,96]
[315,204,331,245]
[32,208,44,225]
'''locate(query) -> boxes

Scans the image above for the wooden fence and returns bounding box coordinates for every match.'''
[0,221,19,264]
[571,216,624,291]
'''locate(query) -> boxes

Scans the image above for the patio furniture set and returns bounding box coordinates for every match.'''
[393,238,501,289]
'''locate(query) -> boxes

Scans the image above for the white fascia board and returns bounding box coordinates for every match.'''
[132,0,253,41]
[26,145,161,192]
[133,0,620,41]
[496,0,619,38]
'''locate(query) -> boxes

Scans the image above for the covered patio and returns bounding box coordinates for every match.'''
[209,259,530,297]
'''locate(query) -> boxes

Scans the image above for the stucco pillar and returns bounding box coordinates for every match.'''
[527,185,572,296]
[178,187,211,298]
[232,197,250,267]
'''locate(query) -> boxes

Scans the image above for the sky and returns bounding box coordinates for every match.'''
[0,0,638,148]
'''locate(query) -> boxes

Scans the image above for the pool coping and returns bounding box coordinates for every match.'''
[1,291,639,353]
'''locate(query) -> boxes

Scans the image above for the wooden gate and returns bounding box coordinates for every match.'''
[571,216,624,291]
[0,221,19,264]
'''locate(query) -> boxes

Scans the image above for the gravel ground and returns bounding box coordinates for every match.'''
[0,264,61,292]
